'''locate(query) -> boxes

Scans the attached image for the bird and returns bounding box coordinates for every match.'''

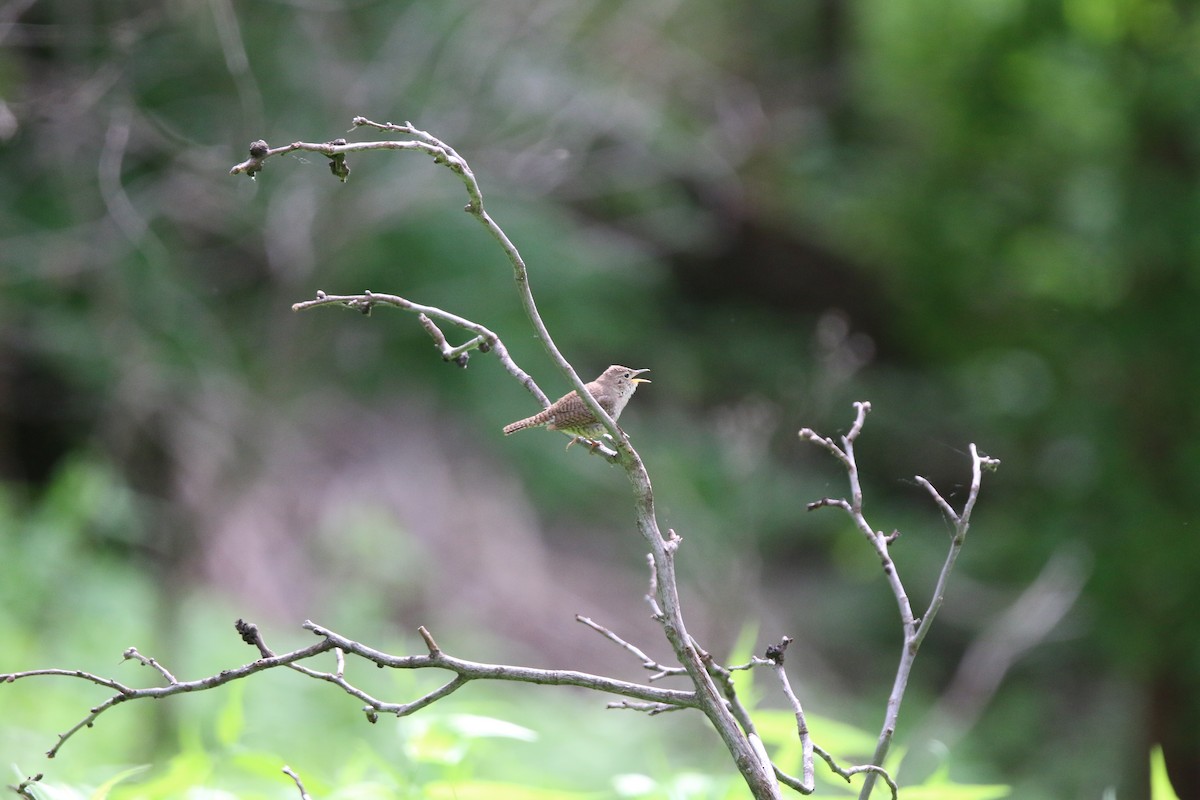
[503,365,650,442]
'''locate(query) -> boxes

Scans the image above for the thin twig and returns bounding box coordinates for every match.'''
[418,625,441,656]
[303,621,698,711]
[607,699,684,714]
[773,662,815,792]
[282,766,312,800]
[913,445,997,651]
[416,312,488,367]
[643,553,664,620]
[292,290,548,406]
[9,773,43,800]
[1,636,337,757]
[576,615,685,680]
[121,647,178,684]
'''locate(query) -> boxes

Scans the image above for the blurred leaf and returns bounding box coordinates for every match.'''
[613,771,737,800]
[401,713,536,769]
[1149,746,1181,800]
[757,711,878,758]
[724,623,761,711]
[89,765,150,800]
[613,773,658,797]
[900,760,1011,799]
[444,714,538,742]
[213,682,245,749]
[113,742,212,800]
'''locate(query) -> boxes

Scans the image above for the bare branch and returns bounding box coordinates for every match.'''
[8,773,43,800]
[3,618,713,761]
[121,647,178,684]
[913,474,959,524]
[417,312,490,367]
[576,615,685,680]
[282,766,312,800]
[801,415,917,636]
[1,635,338,757]
[3,668,135,695]
[762,639,814,793]
[292,290,548,406]
[804,497,852,513]
[913,443,1000,650]
[607,699,684,715]
[229,121,625,451]
[302,621,698,712]
[797,428,848,465]
[772,767,814,795]
[807,751,899,800]
[777,662,816,796]
[418,625,441,656]
[844,400,872,442]
[703,653,768,767]
[643,552,664,620]
[799,405,994,800]
[765,656,896,798]
[235,617,275,659]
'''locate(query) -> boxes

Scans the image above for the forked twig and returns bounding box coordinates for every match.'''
[801,408,997,799]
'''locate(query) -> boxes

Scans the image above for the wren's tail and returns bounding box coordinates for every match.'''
[504,405,553,435]
[503,417,538,435]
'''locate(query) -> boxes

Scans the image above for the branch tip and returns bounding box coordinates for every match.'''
[764,636,793,665]
[282,765,313,800]
[235,618,274,659]
[418,626,441,656]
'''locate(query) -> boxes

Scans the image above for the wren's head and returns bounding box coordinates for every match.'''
[597,365,650,419]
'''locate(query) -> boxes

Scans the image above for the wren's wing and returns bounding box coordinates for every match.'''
[593,388,618,416]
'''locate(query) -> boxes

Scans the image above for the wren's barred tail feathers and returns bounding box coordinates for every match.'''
[502,408,557,435]
[502,365,650,440]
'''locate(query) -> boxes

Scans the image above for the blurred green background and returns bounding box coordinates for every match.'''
[2,0,1198,797]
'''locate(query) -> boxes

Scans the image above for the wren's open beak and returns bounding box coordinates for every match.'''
[631,369,651,384]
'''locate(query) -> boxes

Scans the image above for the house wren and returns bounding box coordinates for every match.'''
[503,365,650,440]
